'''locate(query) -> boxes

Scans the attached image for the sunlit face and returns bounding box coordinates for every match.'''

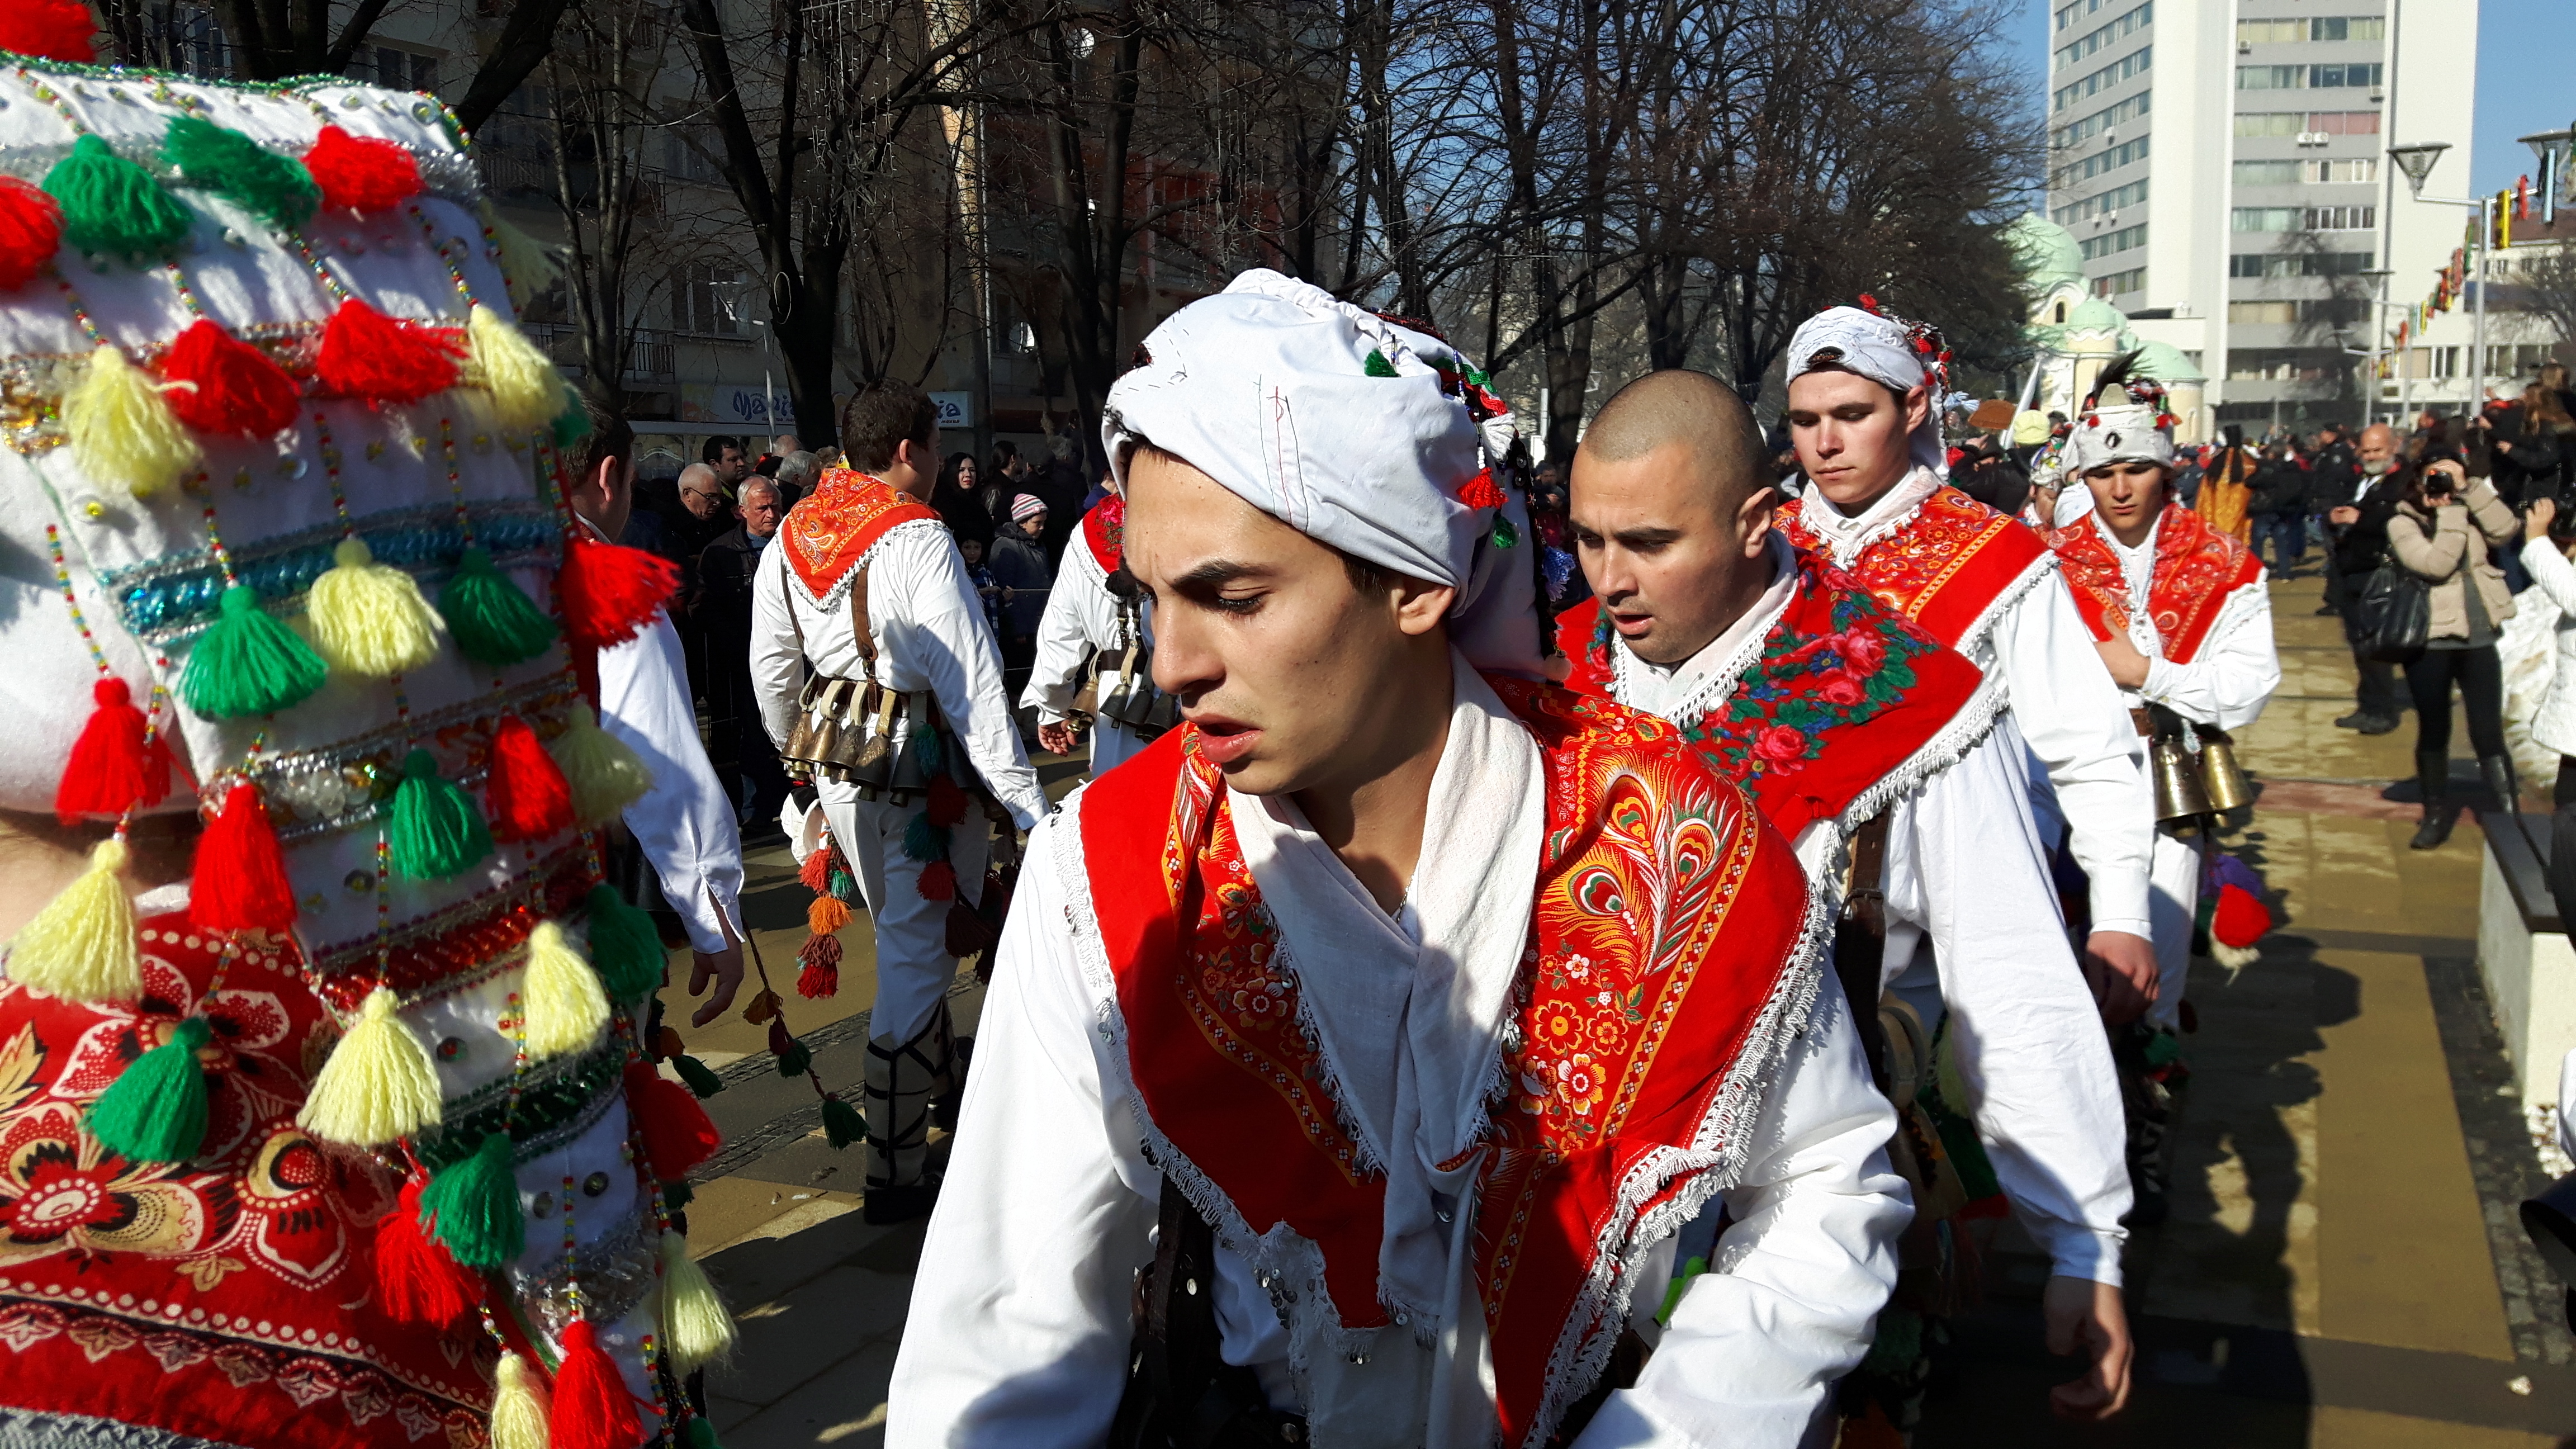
[2081,460,2168,544]
[1569,441,1774,666]
[739,484,783,538]
[1123,449,1451,797]
[1784,369,1929,509]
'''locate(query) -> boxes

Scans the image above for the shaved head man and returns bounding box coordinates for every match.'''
[1561,368,2142,1426]
[1567,370,1779,666]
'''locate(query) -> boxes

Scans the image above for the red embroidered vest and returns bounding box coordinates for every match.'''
[0,916,486,1447]
[1775,485,2053,653]
[1555,557,1988,841]
[778,467,945,601]
[1079,680,1820,1445]
[1080,495,1125,575]
[2044,504,2263,664]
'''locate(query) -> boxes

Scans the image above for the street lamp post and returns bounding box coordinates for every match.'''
[2359,267,2393,428]
[2389,142,2494,418]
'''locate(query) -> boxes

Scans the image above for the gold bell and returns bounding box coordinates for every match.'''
[2151,735,2214,825]
[2196,727,2253,815]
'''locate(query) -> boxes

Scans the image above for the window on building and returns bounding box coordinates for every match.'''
[661,128,724,184]
[2055,0,2111,31]
[2238,65,2305,90]
[2308,62,2382,88]
[2236,112,2304,138]
[2054,2,2152,70]
[2229,250,2375,278]
[2234,159,2304,186]
[2310,16,2384,41]
[2316,157,2378,183]
[2229,206,2373,232]
[2233,207,2300,231]
[2307,110,2380,134]
[2236,18,2304,44]
[2052,92,2150,149]
[2305,205,2374,229]
[676,264,746,336]
[2229,349,2337,382]
[2229,301,2300,325]
[2080,224,2148,259]
[2053,45,2151,111]
[2051,178,2150,226]
[2092,267,2147,297]
[361,46,438,93]
[2052,135,2151,188]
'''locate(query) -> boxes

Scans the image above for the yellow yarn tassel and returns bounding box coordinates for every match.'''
[6,839,140,1005]
[659,1229,738,1374]
[551,704,653,826]
[480,200,563,316]
[490,1349,552,1449]
[64,343,202,498]
[468,304,564,435]
[520,920,608,1060]
[307,537,444,677]
[296,985,442,1145]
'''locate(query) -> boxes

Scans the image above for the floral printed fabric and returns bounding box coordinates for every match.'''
[0,915,485,1449]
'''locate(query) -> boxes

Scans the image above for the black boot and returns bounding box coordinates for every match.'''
[2480,754,2523,818]
[2411,749,2454,850]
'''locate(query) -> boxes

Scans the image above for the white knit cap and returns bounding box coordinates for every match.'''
[1784,304,1951,477]
[1102,269,1541,676]
[2056,354,2178,477]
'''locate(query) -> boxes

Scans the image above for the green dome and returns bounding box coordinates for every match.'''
[2134,339,2206,383]
[2006,214,2086,291]
[2067,296,2128,333]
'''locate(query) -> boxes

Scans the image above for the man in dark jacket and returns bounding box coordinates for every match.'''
[2308,424,2359,615]
[2248,443,2311,577]
[697,478,789,834]
[2326,423,2408,735]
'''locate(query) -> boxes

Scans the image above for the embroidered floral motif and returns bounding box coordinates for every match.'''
[1674,560,1933,784]
[1776,484,2051,651]
[779,468,945,603]
[2045,503,2262,665]
[1081,495,1125,574]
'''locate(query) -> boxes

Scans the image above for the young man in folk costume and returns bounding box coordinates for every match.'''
[1022,487,1166,776]
[891,271,1908,1447]
[0,40,738,1449]
[1557,371,2134,1426]
[2036,359,2279,1220]
[750,387,1048,1224]
[1774,302,2161,1024]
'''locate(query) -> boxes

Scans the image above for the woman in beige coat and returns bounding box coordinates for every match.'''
[2388,456,2521,847]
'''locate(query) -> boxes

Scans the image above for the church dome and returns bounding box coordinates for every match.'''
[2005,214,2087,292]
[2067,295,2128,334]
[2134,339,2206,383]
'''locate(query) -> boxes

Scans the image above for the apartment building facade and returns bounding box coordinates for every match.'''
[2043,0,2479,431]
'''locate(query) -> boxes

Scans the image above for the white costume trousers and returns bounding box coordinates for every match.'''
[821,779,990,1046]
[2146,828,2206,1033]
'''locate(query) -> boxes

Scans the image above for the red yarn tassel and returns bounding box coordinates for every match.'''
[556,532,679,651]
[795,932,841,998]
[192,782,295,933]
[548,1317,643,1449]
[0,0,98,63]
[925,774,969,828]
[2212,882,2272,949]
[160,319,300,437]
[305,125,421,214]
[0,177,63,291]
[916,860,957,901]
[797,845,833,893]
[624,1062,722,1181]
[316,299,462,404]
[375,1176,483,1324]
[485,714,574,842]
[57,678,171,824]
[1457,467,1508,511]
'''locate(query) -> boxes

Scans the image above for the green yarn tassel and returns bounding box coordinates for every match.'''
[585,884,665,1001]
[776,1039,811,1077]
[45,136,194,259]
[437,546,558,666]
[419,1131,524,1269]
[685,1416,724,1449]
[909,725,942,773]
[182,585,328,718]
[87,1016,213,1163]
[821,1093,865,1149]
[662,1175,695,1210]
[672,1054,724,1098]
[901,815,949,863]
[551,384,593,448]
[389,749,492,880]
[162,116,318,231]
[827,869,856,902]
[1363,349,1398,378]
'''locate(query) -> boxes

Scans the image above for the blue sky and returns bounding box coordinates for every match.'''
[2003,0,2575,196]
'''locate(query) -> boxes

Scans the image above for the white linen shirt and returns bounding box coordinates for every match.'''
[2522,538,2576,759]
[748,518,1047,830]
[1019,536,1154,777]
[1612,559,2132,1285]
[888,668,1907,1448]
[1796,470,2155,940]
[596,608,745,953]
[2106,517,2280,732]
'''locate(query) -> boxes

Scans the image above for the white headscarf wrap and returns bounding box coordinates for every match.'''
[2032,354,2179,489]
[1784,304,1952,477]
[1103,269,1542,677]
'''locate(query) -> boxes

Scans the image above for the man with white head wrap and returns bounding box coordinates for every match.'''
[1774,302,2162,1024]
[2038,357,2279,1223]
[891,271,1907,1449]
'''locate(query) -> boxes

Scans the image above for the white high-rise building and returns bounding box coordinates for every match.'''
[2042,0,2479,433]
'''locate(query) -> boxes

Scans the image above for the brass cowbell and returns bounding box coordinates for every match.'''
[2151,735,2214,823]
[2196,726,2253,814]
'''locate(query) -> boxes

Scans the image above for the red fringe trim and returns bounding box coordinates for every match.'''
[305,125,422,214]
[624,1061,722,1181]
[556,532,678,651]
[0,176,63,291]
[192,781,297,933]
[57,678,172,824]
[161,319,301,437]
